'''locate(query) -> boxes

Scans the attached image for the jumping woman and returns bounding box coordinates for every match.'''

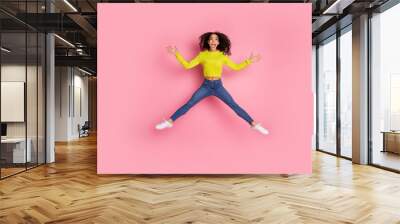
[155,31,269,135]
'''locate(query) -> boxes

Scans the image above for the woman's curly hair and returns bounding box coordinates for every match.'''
[199,31,231,55]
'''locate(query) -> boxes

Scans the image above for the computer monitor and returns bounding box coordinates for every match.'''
[1,123,7,137]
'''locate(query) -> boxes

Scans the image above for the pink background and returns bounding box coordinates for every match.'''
[97,3,313,174]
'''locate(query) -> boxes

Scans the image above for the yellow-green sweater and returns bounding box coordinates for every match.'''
[174,50,252,78]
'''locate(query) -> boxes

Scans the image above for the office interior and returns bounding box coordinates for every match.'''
[0,0,400,223]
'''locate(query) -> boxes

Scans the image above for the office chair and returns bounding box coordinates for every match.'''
[79,121,90,138]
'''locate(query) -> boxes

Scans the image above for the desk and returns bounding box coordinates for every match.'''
[1,138,32,163]
[381,131,400,154]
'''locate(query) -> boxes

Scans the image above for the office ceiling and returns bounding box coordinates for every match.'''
[0,0,391,75]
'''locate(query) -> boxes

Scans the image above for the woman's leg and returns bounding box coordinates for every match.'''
[213,84,254,126]
[169,83,211,122]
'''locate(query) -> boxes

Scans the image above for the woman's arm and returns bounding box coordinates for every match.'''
[175,51,202,69]
[224,55,252,71]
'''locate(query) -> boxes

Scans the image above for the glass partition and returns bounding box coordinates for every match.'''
[1,31,28,177]
[0,1,46,179]
[27,30,38,169]
[38,32,45,165]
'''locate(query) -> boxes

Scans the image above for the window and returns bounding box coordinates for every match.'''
[371,3,400,171]
[317,35,337,154]
[339,27,352,158]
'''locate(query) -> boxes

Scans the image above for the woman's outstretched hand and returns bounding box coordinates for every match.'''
[248,52,261,63]
[166,45,177,55]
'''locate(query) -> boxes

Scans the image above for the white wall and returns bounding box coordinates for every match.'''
[55,66,70,141]
[71,72,89,138]
[55,67,89,141]
[1,65,42,137]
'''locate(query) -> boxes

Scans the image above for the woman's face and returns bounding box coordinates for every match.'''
[208,33,219,50]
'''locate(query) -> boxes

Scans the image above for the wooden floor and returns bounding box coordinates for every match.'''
[1,134,400,224]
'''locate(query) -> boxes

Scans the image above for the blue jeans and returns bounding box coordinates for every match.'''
[170,79,254,125]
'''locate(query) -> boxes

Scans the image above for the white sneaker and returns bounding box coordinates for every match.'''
[155,119,173,130]
[251,123,269,135]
